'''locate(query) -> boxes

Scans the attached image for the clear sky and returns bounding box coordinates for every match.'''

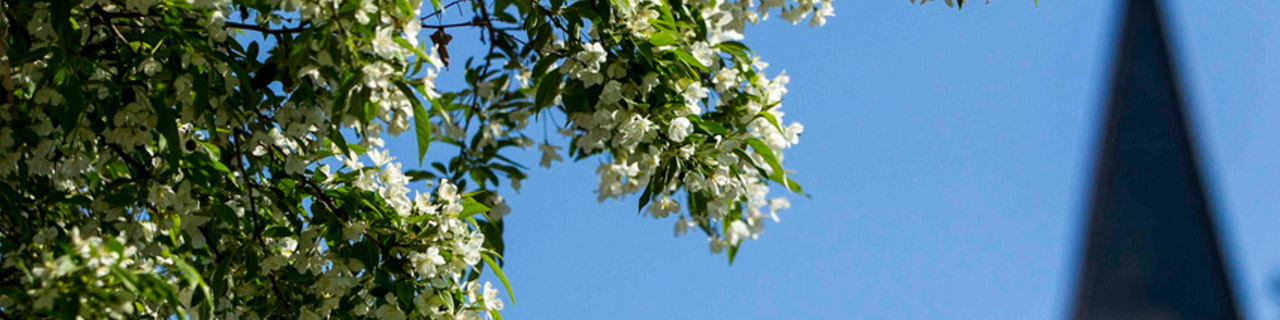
[373,1,1280,318]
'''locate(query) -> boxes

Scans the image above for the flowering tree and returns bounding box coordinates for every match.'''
[0,0,995,318]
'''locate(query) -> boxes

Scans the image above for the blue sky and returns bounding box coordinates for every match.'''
[374,1,1280,318]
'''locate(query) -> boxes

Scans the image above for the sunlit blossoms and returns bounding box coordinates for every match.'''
[0,0,510,316]
[537,0,827,260]
[0,0,858,317]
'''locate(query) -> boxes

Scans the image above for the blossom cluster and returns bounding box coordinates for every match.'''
[528,0,825,257]
[2,0,508,317]
[0,0,836,317]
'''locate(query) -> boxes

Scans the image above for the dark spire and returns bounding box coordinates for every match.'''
[1071,0,1240,319]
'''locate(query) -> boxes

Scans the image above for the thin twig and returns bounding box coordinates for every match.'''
[225,21,310,34]
[106,21,134,50]
[422,19,489,29]
[419,0,472,21]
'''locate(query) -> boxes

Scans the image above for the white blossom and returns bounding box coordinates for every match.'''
[667,117,693,142]
[0,0,826,315]
[576,42,608,70]
[726,220,750,246]
[483,282,504,311]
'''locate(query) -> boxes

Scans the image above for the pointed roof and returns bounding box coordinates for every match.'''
[1072,0,1239,319]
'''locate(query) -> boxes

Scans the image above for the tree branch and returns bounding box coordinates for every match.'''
[0,1,13,105]
[225,22,310,34]
[101,138,153,179]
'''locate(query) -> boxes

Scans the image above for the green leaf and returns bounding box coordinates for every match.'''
[648,30,680,47]
[728,244,740,264]
[263,226,292,237]
[608,0,632,16]
[432,95,454,125]
[530,55,559,79]
[110,266,139,292]
[393,37,428,60]
[785,177,808,196]
[482,254,516,305]
[744,138,789,190]
[756,111,785,135]
[329,128,352,157]
[171,258,213,319]
[460,197,491,217]
[716,41,751,55]
[534,71,562,109]
[58,80,86,135]
[352,240,380,269]
[347,142,369,155]
[637,182,653,213]
[477,218,506,256]
[395,81,433,165]
[156,106,181,169]
[404,169,438,181]
[716,41,751,63]
[668,49,708,72]
[58,294,82,320]
[686,115,728,136]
